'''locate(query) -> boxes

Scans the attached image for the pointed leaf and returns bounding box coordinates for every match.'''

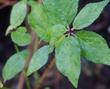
[0,80,3,88]
[28,1,51,42]
[11,27,31,46]
[76,31,110,65]
[73,0,109,29]
[2,50,28,80]
[55,37,81,88]
[27,45,53,76]
[10,1,27,27]
[43,0,79,26]
[50,24,66,47]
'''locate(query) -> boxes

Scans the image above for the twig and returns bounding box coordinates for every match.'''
[17,32,36,89]
[17,72,25,89]
[34,59,55,89]
[0,0,16,9]
[14,44,19,53]
[54,71,61,89]
[37,0,42,3]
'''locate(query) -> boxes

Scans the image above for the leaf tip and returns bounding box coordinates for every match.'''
[0,80,3,88]
[5,25,15,36]
[26,70,31,77]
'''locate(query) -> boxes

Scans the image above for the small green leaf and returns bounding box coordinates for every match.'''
[11,27,31,46]
[50,24,66,47]
[27,45,53,76]
[76,31,110,65]
[73,0,109,29]
[10,1,27,27]
[5,25,15,36]
[55,37,81,88]
[0,80,3,88]
[28,1,51,42]
[2,50,28,80]
[43,0,79,26]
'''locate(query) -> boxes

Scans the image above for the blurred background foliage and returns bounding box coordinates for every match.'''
[0,0,110,89]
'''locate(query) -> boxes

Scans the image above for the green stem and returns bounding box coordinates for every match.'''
[14,44,19,52]
[13,43,31,89]
[23,71,31,89]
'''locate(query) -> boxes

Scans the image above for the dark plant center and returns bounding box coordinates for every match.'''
[64,26,74,37]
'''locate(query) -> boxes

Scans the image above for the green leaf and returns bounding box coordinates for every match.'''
[0,87,9,89]
[10,1,27,27]
[76,31,110,65]
[28,0,79,42]
[50,24,66,47]
[43,0,79,26]
[0,80,3,88]
[5,25,15,36]
[28,1,51,42]
[55,37,81,88]
[73,0,109,29]
[11,27,31,46]
[2,50,28,80]
[27,45,53,76]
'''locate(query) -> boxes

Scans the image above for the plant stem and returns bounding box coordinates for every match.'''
[14,44,19,53]
[17,31,36,89]
[23,71,31,89]
[0,0,16,9]
[34,59,55,89]
[13,43,32,89]
[17,72,25,89]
